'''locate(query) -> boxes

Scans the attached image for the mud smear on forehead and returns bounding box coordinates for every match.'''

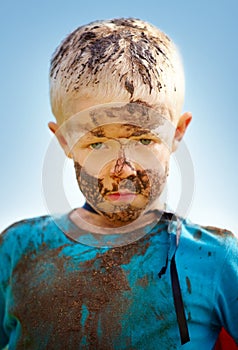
[87,102,166,130]
[12,237,150,349]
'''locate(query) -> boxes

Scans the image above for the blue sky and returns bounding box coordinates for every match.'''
[1,0,237,233]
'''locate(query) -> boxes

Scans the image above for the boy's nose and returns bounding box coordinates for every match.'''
[110,156,137,179]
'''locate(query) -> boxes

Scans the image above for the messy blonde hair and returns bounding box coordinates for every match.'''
[50,18,185,124]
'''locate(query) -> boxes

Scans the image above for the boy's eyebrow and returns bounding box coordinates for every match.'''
[89,130,153,139]
[130,129,152,137]
[90,127,105,137]
[89,126,152,138]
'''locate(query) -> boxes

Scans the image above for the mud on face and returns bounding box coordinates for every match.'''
[74,161,167,223]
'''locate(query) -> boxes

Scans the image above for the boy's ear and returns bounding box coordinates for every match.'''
[172,112,192,152]
[48,121,73,158]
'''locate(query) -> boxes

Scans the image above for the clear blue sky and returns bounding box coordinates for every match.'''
[1,0,237,233]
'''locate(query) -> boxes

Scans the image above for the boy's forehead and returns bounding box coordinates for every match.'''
[61,99,172,125]
[59,102,175,148]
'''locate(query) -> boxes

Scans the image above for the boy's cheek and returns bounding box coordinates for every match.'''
[74,161,167,202]
[71,147,90,166]
[151,144,171,168]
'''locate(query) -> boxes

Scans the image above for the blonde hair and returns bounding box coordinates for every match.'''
[50,18,185,124]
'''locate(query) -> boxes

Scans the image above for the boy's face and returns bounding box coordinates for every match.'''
[49,99,191,225]
[72,123,170,223]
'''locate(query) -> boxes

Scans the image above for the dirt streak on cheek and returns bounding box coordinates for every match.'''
[74,161,166,224]
[74,161,162,198]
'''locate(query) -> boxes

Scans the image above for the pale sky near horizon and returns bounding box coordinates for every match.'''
[0,0,237,233]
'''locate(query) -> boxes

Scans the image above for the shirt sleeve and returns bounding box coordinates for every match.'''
[213,234,238,344]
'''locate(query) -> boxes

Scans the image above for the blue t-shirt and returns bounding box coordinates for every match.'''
[0,212,237,349]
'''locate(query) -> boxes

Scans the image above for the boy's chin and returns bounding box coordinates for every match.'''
[87,197,150,225]
[97,208,144,226]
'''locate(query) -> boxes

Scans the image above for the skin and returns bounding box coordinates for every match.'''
[48,97,192,228]
[72,124,169,224]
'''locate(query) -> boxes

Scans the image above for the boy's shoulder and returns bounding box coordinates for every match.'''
[159,212,237,243]
[180,217,238,260]
[1,214,54,238]
[0,214,62,253]
[0,214,74,275]
[200,224,235,238]
[183,218,236,241]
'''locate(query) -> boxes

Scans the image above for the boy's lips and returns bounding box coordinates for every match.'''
[106,191,137,203]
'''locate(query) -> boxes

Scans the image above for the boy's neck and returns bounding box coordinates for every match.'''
[69,199,165,233]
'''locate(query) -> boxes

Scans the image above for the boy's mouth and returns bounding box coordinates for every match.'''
[106,191,137,203]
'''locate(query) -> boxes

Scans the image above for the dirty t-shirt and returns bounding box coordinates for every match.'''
[0,212,237,350]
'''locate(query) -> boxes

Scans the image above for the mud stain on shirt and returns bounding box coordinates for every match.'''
[12,239,149,349]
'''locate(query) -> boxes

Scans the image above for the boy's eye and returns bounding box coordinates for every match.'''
[139,139,152,145]
[89,142,103,149]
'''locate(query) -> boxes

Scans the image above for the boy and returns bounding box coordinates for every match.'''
[0,18,237,349]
